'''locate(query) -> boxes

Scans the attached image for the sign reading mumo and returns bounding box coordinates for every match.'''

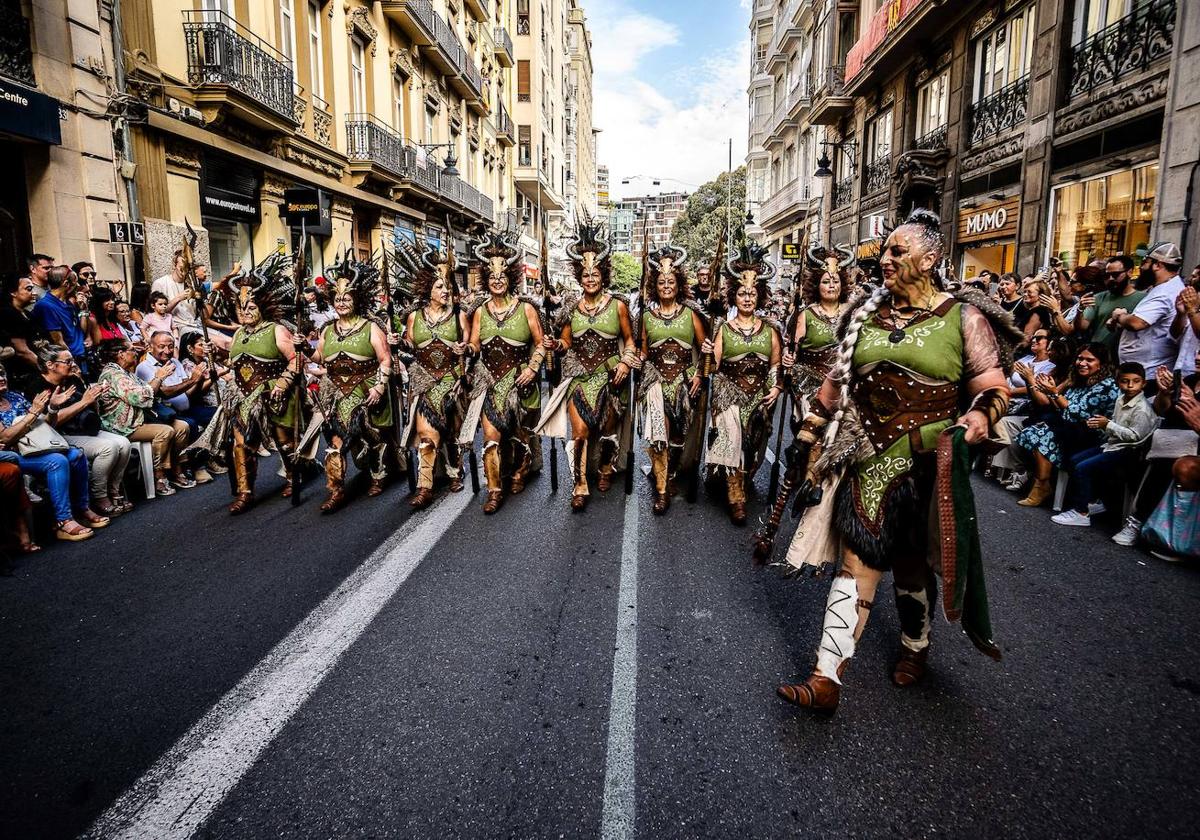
[966,207,1008,237]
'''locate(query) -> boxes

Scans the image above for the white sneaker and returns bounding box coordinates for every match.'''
[1088,501,1107,516]
[1051,510,1091,527]
[1112,517,1141,546]
[1005,472,1028,491]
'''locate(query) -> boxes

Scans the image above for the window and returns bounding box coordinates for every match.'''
[202,0,233,14]
[279,0,296,68]
[519,125,532,166]
[308,1,324,101]
[915,71,949,139]
[784,144,795,183]
[866,110,892,164]
[424,107,436,145]
[973,4,1036,101]
[517,60,531,101]
[1074,0,1151,41]
[393,75,406,139]
[1048,162,1158,267]
[350,37,366,113]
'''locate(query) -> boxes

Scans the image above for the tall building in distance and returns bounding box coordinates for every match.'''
[567,2,597,223]
[596,164,611,215]
[610,199,640,253]
[628,192,689,257]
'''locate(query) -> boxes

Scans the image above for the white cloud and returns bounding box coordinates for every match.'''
[587,1,749,201]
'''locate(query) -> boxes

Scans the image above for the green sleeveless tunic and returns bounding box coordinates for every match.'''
[408,309,463,429]
[479,300,540,415]
[567,296,625,419]
[643,307,697,406]
[720,321,774,430]
[321,318,391,431]
[230,321,299,428]
[800,307,838,351]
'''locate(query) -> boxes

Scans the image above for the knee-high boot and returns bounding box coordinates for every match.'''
[648,445,670,515]
[570,439,589,510]
[482,441,503,514]
[892,572,937,686]
[228,437,256,515]
[410,439,437,509]
[596,435,617,492]
[727,469,747,525]
[320,450,346,513]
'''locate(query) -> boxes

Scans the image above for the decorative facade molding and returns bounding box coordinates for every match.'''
[261,174,291,201]
[389,46,416,79]
[164,140,202,174]
[971,9,997,39]
[345,6,378,55]
[281,144,345,179]
[1056,74,1168,136]
[331,197,355,218]
[961,134,1024,173]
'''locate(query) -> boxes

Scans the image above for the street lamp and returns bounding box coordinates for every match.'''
[419,143,459,177]
[745,199,763,226]
[814,139,858,179]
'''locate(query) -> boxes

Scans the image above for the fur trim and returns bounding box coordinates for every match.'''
[952,286,1023,375]
[834,472,919,571]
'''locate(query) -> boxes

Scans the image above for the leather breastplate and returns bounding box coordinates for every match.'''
[415,342,455,378]
[852,363,959,452]
[481,337,523,380]
[326,355,377,396]
[722,354,771,396]
[235,356,287,394]
[649,340,690,383]
[574,331,619,371]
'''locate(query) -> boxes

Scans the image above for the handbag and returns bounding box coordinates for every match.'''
[1141,485,1199,560]
[17,419,71,457]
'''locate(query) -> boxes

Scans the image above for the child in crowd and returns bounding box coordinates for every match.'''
[140,291,177,346]
[1052,361,1157,527]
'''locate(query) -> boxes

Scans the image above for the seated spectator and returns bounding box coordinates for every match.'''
[32,343,133,516]
[140,292,177,345]
[0,369,108,541]
[993,335,1073,488]
[31,265,88,374]
[114,300,145,352]
[1013,276,1054,351]
[1112,242,1186,394]
[1051,362,1157,527]
[179,333,228,475]
[1172,275,1199,376]
[0,454,37,555]
[82,287,126,349]
[1014,342,1119,507]
[0,273,45,392]
[95,338,194,496]
[136,333,214,485]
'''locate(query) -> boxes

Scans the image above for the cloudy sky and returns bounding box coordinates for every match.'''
[585,0,750,201]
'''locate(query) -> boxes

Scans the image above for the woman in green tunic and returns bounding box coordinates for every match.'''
[461,232,545,514]
[700,243,783,525]
[636,244,706,515]
[777,208,1018,715]
[538,223,637,511]
[782,251,853,417]
[306,259,393,513]
[400,244,469,509]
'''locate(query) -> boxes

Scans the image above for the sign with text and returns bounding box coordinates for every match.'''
[958,195,1019,244]
[0,81,61,145]
[107,221,145,246]
[780,243,803,261]
[282,187,332,235]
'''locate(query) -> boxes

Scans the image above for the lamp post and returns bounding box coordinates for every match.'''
[814,138,858,179]
[418,142,460,177]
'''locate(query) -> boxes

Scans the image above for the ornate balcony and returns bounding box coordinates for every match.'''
[495,100,515,146]
[423,12,465,77]
[453,52,487,114]
[381,0,437,47]
[914,125,948,152]
[345,114,406,184]
[182,10,296,131]
[809,65,853,125]
[832,175,854,210]
[494,26,514,67]
[311,95,333,147]
[400,144,441,196]
[864,154,891,195]
[1068,0,1175,99]
[969,75,1029,146]
[464,0,489,22]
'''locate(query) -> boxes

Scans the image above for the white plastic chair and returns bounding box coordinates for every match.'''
[135,440,155,499]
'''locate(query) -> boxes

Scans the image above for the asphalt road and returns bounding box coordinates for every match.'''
[2,449,1199,839]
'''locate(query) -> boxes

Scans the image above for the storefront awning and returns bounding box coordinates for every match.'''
[0,81,61,145]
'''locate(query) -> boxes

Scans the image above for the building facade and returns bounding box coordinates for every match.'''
[749,0,1198,282]
[628,191,688,256]
[567,2,597,222]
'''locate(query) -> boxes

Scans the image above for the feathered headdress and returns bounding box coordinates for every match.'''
[228,252,296,323]
[325,248,382,316]
[473,229,523,294]
[392,236,456,304]
[724,242,776,309]
[646,243,691,304]
[567,220,611,284]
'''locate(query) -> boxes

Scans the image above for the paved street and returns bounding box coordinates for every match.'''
[2,450,1199,839]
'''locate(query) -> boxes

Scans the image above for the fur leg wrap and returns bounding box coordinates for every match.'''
[324,450,345,490]
[727,469,746,505]
[648,446,669,494]
[571,439,589,497]
[815,575,869,684]
[483,441,502,493]
[895,582,935,653]
[417,438,437,490]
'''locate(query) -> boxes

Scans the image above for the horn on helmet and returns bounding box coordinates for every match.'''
[835,243,856,269]
[672,245,688,269]
[808,246,826,269]
[757,259,777,282]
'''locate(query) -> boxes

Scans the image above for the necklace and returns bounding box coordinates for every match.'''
[579,294,609,321]
[815,302,842,321]
[423,305,451,327]
[880,306,929,343]
[487,296,517,323]
[334,316,365,340]
[731,316,758,337]
[656,303,682,322]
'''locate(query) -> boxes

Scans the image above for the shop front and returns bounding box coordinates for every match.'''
[200,153,259,277]
[1047,162,1158,268]
[0,80,61,272]
[957,195,1019,280]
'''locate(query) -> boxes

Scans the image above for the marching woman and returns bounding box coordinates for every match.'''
[537,223,637,512]
[636,244,706,515]
[459,232,543,514]
[305,257,393,513]
[700,243,783,525]
[395,241,469,510]
[782,247,854,418]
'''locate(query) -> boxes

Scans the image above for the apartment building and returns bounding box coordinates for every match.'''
[114,0,520,281]
[750,0,1197,282]
[610,199,639,253]
[567,2,597,222]
[628,192,689,257]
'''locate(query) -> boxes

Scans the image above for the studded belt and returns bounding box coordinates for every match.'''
[234,356,287,393]
[649,341,690,383]
[852,364,959,452]
[722,354,771,397]
[326,355,377,396]
[481,337,523,379]
[574,331,620,372]
[416,342,455,379]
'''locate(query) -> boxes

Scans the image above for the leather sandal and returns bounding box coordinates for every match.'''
[80,511,111,529]
[55,520,94,542]
[892,647,929,687]
[482,490,503,514]
[228,493,254,515]
[409,488,434,510]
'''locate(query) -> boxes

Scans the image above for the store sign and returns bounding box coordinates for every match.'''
[107,221,145,246]
[857,240,882,261]
[845,0,927,81]
[200,154,260,223]
[282,187,332,236]
[781,243,803,261]
[0,81,61,145]
[958,196,1019,244]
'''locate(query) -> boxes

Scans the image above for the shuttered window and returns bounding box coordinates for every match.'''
[517,60,531,102]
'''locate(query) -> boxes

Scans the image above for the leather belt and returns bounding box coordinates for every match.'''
[234,356,287,393]
[574,332,619,371]
[722,354,770,397]
[649,341,690,383]
[852,364,959,452]
[416,342,454,379]
[481,337,523,379]
[326,355,377,396]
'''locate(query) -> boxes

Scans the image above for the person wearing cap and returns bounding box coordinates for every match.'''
[1110,242,1185,392]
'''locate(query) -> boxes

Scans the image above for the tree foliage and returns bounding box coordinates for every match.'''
[609,252,642,293]
[670,166,747,264]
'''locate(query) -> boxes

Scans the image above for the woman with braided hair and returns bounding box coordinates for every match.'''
[776,207,1019,715]
[460,231,544,514]
[395,240,469,509]
[699,243,784,525]
[537,222,636,511]
[304,256,394,513]
[636,244,707,515]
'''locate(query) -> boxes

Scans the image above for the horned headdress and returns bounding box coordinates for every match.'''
[473,229,523,294]
[567,220,611,285]
[723,242,776,309]
[228,252,296,323]
[645,243,691,304]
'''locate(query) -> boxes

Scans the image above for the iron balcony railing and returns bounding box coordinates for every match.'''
[864,153,891,194]
[817,64,845,97]
[495,26,513,60]
[345,114,405,177]
[460,51,484,100]
[970,74,1029,145]
[914,124,948,151]
[496,100,514,138]
[431,12,465,74]
[832,175,854,209]
[1068,0,1175,99]
[402,145,441,193]
[183,9,295,122]
[397,0,438,42]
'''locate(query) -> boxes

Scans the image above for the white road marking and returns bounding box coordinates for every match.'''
[600,492,640,840]
[764,447,776,464]
[84,491,473,840]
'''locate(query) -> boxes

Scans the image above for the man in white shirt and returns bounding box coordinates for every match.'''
[136,330,213,483]
[151,249,202,336]
[1112,242,1185,391]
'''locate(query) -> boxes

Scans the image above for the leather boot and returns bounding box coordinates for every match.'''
[892,646,930,687]
[229,439,255,512]
[510,444,532,495]
[596,436,617,492]
[228,492,254,515]
[727,469,747,525]
[776,661,848,714]
[649,446,670,515]
[482,443,503,514]
[571,439,589,511]
[410,440,437,509]
[1018,478,1051,507]
[320,451,346,513]
[666,445,682,497]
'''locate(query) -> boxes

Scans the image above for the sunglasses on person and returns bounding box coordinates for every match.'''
[79,270,97,278]
[1105,270,1127,277]
[1031,333,1050,342]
